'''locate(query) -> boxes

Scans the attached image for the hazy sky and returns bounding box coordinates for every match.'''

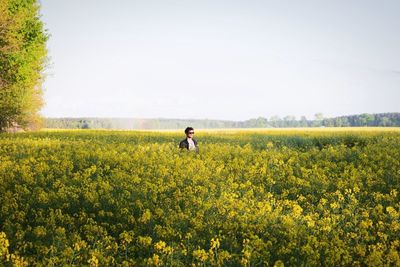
[40,0,400,120]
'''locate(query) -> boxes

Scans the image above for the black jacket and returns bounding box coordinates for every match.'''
[179,138,199,151]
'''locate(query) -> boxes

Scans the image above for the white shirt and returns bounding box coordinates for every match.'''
[187,138,196,150]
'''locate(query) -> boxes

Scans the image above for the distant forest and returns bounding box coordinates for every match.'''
[44,113,400,130]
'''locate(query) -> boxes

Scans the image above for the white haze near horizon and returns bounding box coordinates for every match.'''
[40,0,400,121]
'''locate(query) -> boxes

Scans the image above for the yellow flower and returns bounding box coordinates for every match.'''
[210,238,220,250]
[88,255,99,267]
[138,236,152,247]
[193,249,208,262]
[386,206,398,219]
[154,241,166,251]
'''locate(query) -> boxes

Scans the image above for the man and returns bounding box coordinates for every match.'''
[179,127,199,152]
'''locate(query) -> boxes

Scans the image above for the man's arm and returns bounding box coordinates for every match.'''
[179,140,187,149]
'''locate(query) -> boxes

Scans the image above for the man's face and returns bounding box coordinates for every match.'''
[187,130,194,138]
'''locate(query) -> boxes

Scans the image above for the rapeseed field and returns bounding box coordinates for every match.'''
[0,128,399,266]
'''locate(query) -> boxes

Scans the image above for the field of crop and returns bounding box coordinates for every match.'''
[1,128,399,266]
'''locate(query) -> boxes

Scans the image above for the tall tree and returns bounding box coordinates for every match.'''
[0,0,48,132]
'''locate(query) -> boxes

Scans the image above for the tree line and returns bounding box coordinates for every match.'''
[244,112,400,128]
[45,113,400,130]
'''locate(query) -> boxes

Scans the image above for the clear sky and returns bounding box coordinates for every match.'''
[40,0,400,121]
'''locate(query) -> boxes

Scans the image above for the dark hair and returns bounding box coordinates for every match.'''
[184,127,194,134]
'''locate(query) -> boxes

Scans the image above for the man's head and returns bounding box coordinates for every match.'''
[184,127,195,138]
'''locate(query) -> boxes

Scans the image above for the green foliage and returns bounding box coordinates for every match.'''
[0,129,400,266]
[0,0,48,131]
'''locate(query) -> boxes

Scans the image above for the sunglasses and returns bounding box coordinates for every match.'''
[188,132,195,134]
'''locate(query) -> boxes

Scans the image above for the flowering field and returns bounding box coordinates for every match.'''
[1,128,399,266]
